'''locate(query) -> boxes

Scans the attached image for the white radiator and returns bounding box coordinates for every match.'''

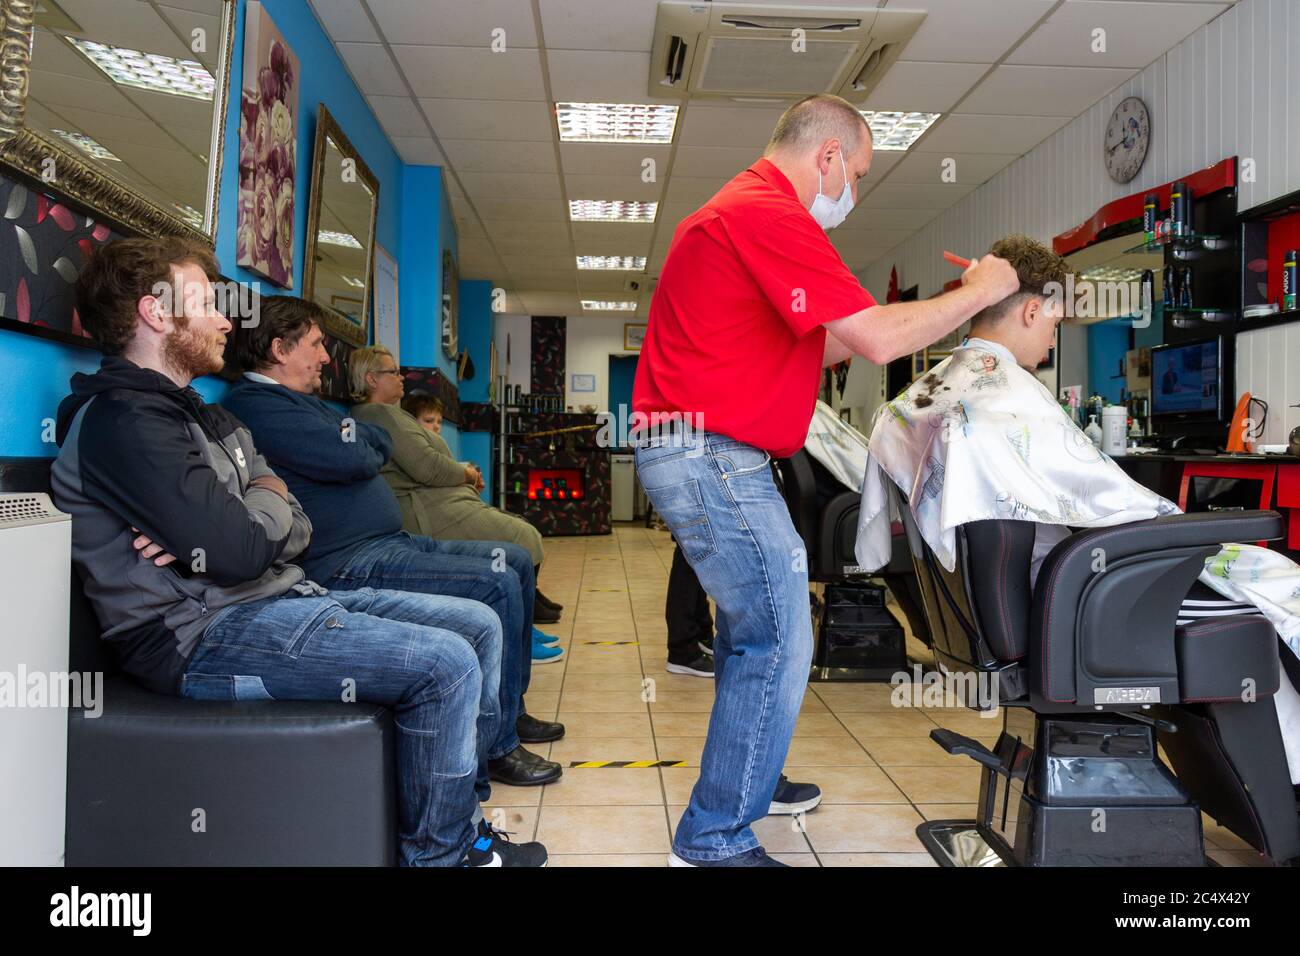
[0,492,71,866]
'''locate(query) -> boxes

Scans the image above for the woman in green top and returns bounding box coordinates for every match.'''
[348,346,563,623]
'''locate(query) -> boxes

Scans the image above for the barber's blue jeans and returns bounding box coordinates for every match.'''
[184,587,501,867]
[322,533,534,774]
[635,429,813,862]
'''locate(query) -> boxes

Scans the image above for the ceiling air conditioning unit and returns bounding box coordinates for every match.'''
[649,2,925,103]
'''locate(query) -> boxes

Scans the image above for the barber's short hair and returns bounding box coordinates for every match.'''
[348,345,396,402]
[402,394,443,419]
[766,93,872,155]
[969,235,1072,326]
[238,295,322,372]
[75,237,220,355]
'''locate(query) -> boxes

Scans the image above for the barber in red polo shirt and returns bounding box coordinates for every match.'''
[633,94,1017,868]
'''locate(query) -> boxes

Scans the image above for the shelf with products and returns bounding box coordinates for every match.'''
[1123,233,1231,256]
[1238,187,1300,332]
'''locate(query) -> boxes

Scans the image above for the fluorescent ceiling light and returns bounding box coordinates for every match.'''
[582,299,637,312]
[556,102,679,144]
[859,111,941,151]
[343,275,366,289]
[66,38,216,101]
[576,256,647,270]
[319,230,363,249]
[569,200,657,223]
[50,129,119,161]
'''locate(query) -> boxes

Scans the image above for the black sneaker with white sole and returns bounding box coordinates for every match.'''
[666,653,714,677]
[462,820,548,867]
[668,846,787,867]
[768,774,821,815]
[698,636,715,657]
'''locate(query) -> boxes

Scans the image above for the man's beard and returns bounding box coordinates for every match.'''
[162,312,224,380]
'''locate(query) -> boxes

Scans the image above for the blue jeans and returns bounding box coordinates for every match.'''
[322,533,534,768]
[184,587,501,867]
[635,428,812,861]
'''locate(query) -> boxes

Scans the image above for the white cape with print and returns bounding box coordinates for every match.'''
[852,340,1300,661]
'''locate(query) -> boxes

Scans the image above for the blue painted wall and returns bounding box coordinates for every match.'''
[1087,319,1131,405]
[458,279,494,501]
[0,0,416,455]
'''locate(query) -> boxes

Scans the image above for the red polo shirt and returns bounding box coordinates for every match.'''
[632,158,876,457]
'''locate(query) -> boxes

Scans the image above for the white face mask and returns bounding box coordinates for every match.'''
[809,151,854,231]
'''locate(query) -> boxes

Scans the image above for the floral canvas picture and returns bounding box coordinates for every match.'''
[236,2,298,288]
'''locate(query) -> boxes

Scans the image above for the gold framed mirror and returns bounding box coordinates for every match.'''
[0,0,236,243]
[302,103,379,349]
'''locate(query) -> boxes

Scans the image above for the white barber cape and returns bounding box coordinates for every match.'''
[805,400,870,493]
[854,337,1300,781]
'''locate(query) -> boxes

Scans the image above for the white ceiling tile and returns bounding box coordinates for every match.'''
[862,60,992,114]
[886,151,1019,185]
[419,98,553,141]
[389,136,447,165]
[392,46,546,100]
[569,222,655,249]
[458,237,502,260]
[501,254,577,271]
[1007,1,1229,69]
[576,272,637,293]
[862,151,905,182]
[956,64,1137,117]
[657,204,700,233]
[366,95,430,138]
[565,174,663,202]
[559,143,672,176]
[840,205,939,232]
[895,0,1058,64]
[539,0,659,52]
[367,0,538,47]
[494,236,574,256]
[519,291,583,312]
[918,112,1071,154]
[547,50,677,105]
[53,0,191,58]
[308,0,380,42]
[442,139,558,173]
[670,146,762,179]
[677,103,786,148]
[456,215,487,239]
[664,176,727,205]
[483,220,572,243]
[459,171,564,200]
[474,198,570,221]
[861,182,976,210]
[338,42,409,97]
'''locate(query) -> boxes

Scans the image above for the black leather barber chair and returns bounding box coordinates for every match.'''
[895,488,1300,866]
[0,458,397,866]
[776,450,929,681]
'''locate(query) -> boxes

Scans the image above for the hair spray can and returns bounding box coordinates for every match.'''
[1142,194,1158,242]
[1170,182,1191,237]
[1162,264,1177,309]
[1284,250,1297,311]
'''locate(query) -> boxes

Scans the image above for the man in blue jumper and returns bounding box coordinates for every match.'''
[223,295,562,788]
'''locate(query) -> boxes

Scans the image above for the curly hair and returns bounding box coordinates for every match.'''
[75,238,220,355]
[969,234,1072,326]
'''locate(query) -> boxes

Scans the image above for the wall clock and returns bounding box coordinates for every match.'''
[1104,96,1150,184]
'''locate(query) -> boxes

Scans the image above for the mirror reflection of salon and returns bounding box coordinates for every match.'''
[25,0,228,231]
[310,135,376,322]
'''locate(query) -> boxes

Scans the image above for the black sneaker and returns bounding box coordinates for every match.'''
[462,820,548,867]
[533,602,561,624]
[666,653,714,678]
[768,774,821,815]
[536,589,564,612]
[698,636,715,657]
[668,846,787,867]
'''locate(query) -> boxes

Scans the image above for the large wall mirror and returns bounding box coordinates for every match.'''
[0,0,235,241]
[302,104,378,348]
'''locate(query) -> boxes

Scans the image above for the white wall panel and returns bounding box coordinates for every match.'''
[858,0,1300,425]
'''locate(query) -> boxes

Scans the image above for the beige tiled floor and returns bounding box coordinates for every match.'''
[494,524,1271,868]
